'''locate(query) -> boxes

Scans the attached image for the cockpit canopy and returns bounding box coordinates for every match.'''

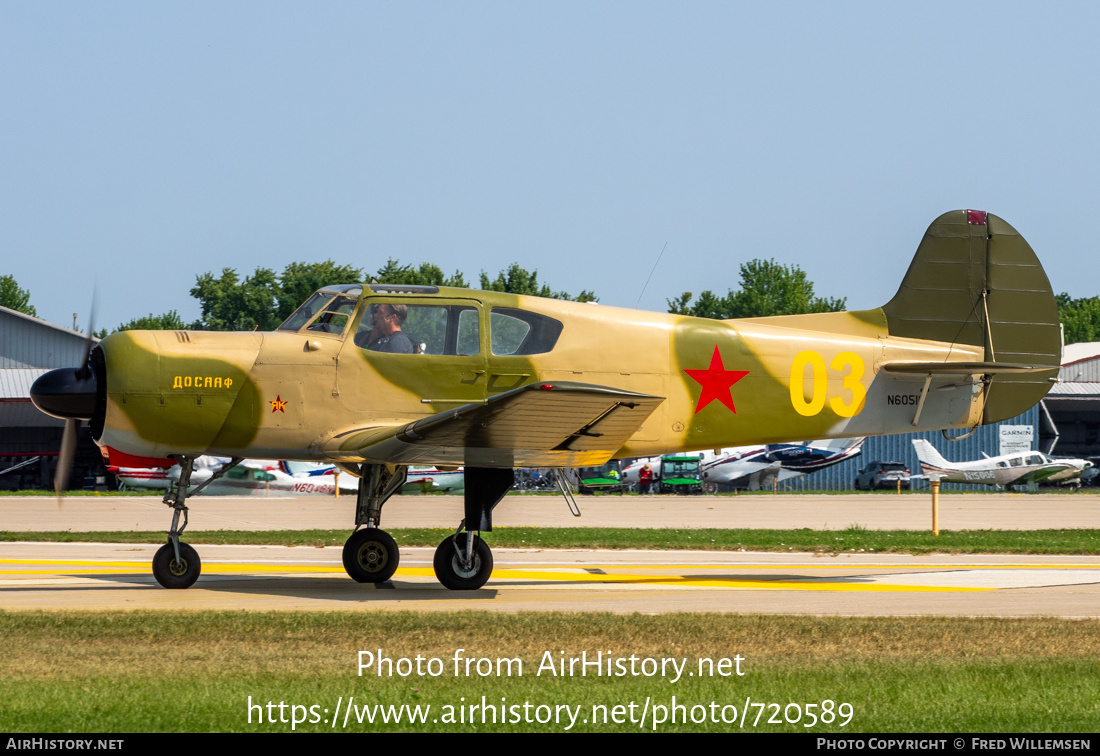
[278,285,564,356]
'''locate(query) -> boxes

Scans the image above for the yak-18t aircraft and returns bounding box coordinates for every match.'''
[30,211,1062,590]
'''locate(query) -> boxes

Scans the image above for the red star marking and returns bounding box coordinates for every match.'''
[270,395,287,413]
[683,345,749,415]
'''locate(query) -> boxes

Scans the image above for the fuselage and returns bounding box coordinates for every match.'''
[90,284,1003,467]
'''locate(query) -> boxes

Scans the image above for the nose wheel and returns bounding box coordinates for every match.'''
[342,528,400,583]
[433,532,493,590]
[152,541,201,589]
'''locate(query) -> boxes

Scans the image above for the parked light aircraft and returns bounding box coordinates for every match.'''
[116,458,463,495]
[620,438,862,491]
[911,439,1092,488]
[30,211,1062,590]
[700,438,864,491]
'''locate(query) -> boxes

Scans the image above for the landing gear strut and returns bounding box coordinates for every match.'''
[341,464,407,584]
[152,455,242,589]
[429,467,513,590]
[337,465,513,590]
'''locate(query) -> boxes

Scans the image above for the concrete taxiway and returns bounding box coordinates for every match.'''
[2,491,1099,531]
[2,542,1098,617]
[1,492,1097,616]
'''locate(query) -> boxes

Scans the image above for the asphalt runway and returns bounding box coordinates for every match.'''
[2,492,1098,616]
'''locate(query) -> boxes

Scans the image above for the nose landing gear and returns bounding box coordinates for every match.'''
[152,541,201,589]
[151,455,241,589]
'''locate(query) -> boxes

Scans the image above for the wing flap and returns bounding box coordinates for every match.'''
[325,382,664,468]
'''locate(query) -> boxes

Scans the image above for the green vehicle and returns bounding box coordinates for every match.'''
[576,463,625,495]
[658,455,703,495]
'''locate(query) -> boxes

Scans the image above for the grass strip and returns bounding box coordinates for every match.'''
[2,611,1097,733]
[2,526,1099,554]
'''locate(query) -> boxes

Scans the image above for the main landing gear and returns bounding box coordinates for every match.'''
[433,530,493,590]
[342,465,407,584]
[340,465,514,590]
[152,455,242,589]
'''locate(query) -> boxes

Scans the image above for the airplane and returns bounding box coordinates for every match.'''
[699,437,865,491]
[911,439,1093,488]
[116,458,463,495]
[621,438,862,491]
[281,461,466,495]
[29,210,1063,591]
[114,456,355,495]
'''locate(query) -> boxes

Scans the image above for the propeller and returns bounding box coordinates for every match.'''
[30,293,98,499]
[55,418,78,496]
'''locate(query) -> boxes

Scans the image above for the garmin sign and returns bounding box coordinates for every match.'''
[999,425,1034,456]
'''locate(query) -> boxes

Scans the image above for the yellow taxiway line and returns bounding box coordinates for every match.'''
[0,558,1002,591]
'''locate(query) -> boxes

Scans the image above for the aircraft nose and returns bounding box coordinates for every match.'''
[30,367,98,420]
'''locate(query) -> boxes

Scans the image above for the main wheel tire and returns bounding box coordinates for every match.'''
[152,542,201,589]
[342,528,400,583]
[433,533,493,590]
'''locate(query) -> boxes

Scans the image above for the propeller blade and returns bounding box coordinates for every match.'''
[55,418,78,496]
[54,289,96,503]
[77,288,98,379]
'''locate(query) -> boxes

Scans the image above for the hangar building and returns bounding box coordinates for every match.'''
[0,305,106,490]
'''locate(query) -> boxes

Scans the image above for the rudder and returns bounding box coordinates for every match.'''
[881,210,1061,423]
[911,438,950,468]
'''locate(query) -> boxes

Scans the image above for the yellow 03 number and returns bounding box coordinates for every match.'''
[789,351,866,418]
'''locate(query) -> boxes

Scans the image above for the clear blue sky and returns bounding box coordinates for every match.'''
[3,1,1097,331]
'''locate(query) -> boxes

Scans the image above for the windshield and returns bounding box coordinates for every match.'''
[278,292,335,331]
[278,294,357,334]
[661,459,700,478]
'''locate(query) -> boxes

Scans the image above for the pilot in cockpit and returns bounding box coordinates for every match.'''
[361,303,417,353]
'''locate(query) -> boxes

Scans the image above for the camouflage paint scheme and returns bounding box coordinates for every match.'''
[94,211,1061,470]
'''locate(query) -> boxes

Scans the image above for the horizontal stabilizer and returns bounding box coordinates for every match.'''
[881,361,1054,375]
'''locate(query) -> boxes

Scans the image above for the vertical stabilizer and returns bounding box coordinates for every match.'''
[881,211,1061,423]
[912,439,951,469]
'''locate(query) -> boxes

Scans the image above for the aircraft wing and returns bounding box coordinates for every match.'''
[705,458,782,490]
[1010,464,1077,486]
[324,381,664,468]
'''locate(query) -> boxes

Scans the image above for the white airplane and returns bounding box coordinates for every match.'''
[116,458,463,495]
[911,439,1093,488]
[699,438,865,491]
[621,438,863,492]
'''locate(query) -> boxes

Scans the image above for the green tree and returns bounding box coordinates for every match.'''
[1056,293,1100,345]
[479,263,596,302]
[184,259,598,332]
[191,267,281,331]
[667,259,845,319]
[373,259,467,288]
[0,275,37,317]
[96,311,190,337]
